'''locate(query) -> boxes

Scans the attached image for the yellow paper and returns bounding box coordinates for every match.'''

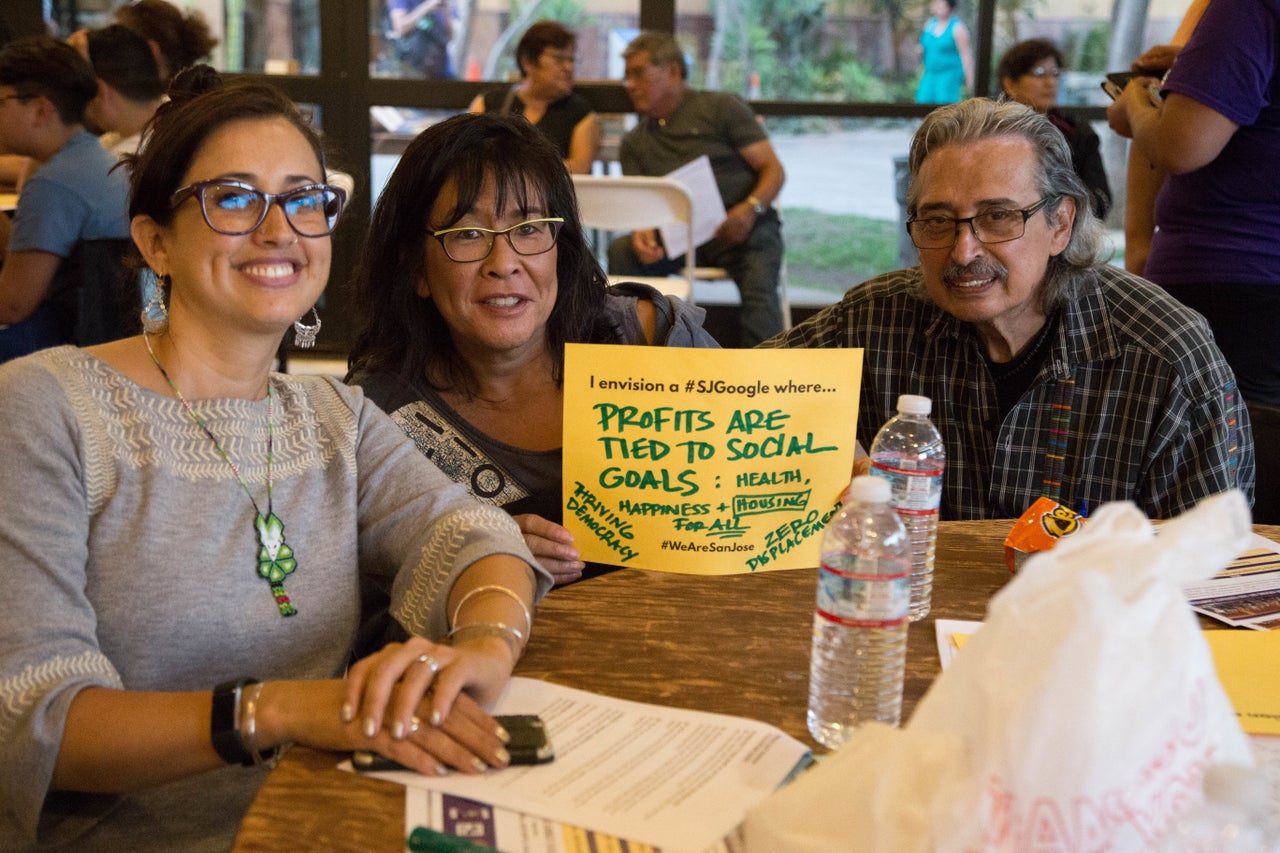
[562,344,862,574]
[1203,629,1280,735]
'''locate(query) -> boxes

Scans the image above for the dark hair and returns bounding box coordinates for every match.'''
[996,39,1065,87]
[623,32,687,80]
[0,36,97,124]
[515,20,575,77]
[87,24,164,103]
[347,112,609,394]
[115,0,217,83]
[125,64,327,224]
[907,98,1101,311]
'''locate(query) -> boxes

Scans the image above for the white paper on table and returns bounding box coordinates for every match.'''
[934,619,984,670]
[357,676,810,853]
[658,155,726,260]
[1182,533,1280,630]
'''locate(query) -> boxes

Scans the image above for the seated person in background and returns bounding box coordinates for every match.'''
[79,24,167,157]
[0,36,130,363]
[114,0,218,85]
[760,98,1253,520]
[0,66,546,848]
[997,38,1111,219]
[608,31,786,347]
[469,20,600,174]
[346,113,718,586]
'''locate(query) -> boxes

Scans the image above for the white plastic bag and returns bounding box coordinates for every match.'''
[740,491,1256,852]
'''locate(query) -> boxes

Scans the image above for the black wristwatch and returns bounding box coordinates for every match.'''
[211,678,259,766]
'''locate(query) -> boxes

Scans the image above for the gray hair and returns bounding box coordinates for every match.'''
[623,32,688,79]
[907,98,1103,311]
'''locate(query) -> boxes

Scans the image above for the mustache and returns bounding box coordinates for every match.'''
[942,259,1008,287]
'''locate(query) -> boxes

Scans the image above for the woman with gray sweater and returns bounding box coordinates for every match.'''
[0,68,548,849]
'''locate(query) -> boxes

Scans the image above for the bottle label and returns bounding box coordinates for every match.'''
[816,558,910,628]
[870,462,943,514]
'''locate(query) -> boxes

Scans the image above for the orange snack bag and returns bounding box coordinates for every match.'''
[1003,496,1086,572]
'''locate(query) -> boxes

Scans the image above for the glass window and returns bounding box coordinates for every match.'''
[369,0,641,82]
[369,106,462,203]
[770,117,917,301]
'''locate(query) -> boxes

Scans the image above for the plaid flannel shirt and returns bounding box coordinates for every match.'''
[761,264,1254,520]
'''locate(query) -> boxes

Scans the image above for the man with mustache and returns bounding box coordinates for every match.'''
[761,98,1252,520]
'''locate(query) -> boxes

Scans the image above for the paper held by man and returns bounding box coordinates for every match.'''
[657,155,726,259]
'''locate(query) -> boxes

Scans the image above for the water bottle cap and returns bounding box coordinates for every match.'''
[849,475,891,503]
[896,394,932,416]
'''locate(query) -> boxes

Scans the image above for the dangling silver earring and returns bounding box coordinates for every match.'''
[293,307,321,348]
[140,270,169,334]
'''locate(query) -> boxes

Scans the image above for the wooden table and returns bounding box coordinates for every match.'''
[235,520,1280,851]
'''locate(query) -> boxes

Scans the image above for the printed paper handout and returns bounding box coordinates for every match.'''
[354,677,811,853]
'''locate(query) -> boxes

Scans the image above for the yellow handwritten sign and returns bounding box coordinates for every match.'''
[563,344,863,574]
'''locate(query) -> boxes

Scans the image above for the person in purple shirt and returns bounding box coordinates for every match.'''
[1108,0,1280,406]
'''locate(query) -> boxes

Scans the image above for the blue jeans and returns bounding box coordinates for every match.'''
[608,212,784,346]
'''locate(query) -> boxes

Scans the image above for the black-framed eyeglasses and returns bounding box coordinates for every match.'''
[906,197,1056,250]
[169,179,346,237]
[431,217,565,263]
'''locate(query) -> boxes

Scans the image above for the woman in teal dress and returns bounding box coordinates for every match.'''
[915,0,973,104]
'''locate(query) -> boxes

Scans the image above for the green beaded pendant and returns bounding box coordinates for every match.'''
[255,512,298,617]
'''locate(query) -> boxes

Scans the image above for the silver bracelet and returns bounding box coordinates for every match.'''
[239,682,283,769]
[450,584,532,638]
[446,621,525,657]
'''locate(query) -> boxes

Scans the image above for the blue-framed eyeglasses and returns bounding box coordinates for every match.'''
[170,179,346,237]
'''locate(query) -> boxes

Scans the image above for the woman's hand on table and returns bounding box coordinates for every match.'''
[339,636,516,774]
[513,513,584,585]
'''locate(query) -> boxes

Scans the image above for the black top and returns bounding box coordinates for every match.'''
[480,88,593,159]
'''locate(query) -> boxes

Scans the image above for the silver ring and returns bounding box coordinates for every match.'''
[416,653,440,674]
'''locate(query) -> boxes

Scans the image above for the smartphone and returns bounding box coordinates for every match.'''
[1101,71,1135,101]
[352,714,554,773]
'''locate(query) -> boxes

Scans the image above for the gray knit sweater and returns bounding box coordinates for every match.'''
[0,347,545,849]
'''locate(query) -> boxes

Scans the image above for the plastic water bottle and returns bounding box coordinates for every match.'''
[807,475,911,749]
[869,394,945,621]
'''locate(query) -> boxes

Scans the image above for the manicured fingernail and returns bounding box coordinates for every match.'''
[363,717,377,738]
[495,747,510,766]
[495,723,510,743]
[430,709,442,727]
[435,765,449,776]
[391,721,405,740]
[340,702,353,723]
[410,716,421,733]
[471,757,488,772]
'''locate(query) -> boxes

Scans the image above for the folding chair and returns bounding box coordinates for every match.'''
[571,174,696,301]
[571,174,791,327]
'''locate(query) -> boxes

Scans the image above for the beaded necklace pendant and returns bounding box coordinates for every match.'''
[144,332,300,618]
[255,512,298,617]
